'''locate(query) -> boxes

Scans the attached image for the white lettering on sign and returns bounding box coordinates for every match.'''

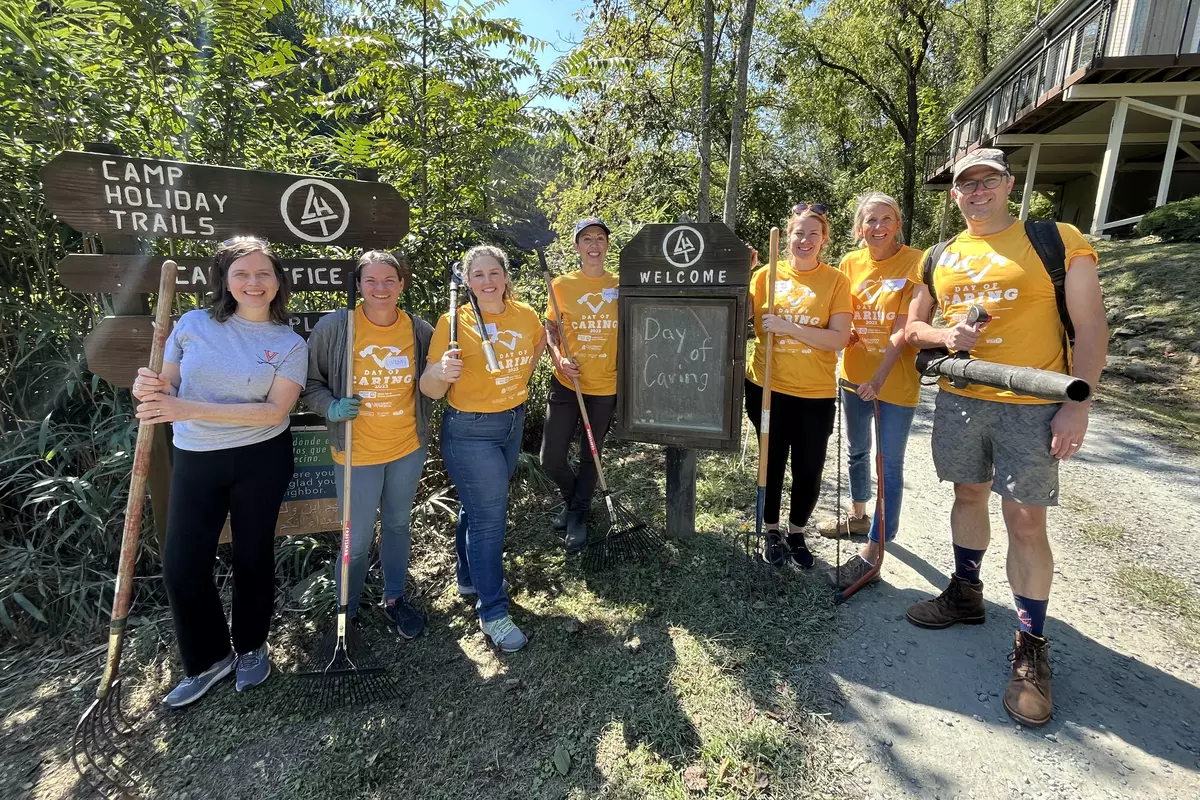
[280,179,350,243]
[662,225,705,268]
[640,314,713,392]
[637,268,728,286]
[101,159,220,236]
[287,265,344,288]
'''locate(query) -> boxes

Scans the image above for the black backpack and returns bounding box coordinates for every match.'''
[921,219,1073,346]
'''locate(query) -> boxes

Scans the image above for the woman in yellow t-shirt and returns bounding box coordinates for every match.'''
[420,245,546,652]
[745,204,853,568]
[818,193,923,590]
[301,250,434,639]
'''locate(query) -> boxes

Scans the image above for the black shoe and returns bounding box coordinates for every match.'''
[565,512,588,555]
[386,597,426,640]
[552,507,569,534]
[759,531,786,567]
[785,531,814,569]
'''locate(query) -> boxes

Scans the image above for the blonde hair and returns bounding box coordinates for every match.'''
[462,244,514,302]
[786,208,830,256]
[851,192,905,246]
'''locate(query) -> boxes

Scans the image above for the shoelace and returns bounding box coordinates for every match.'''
[239,651,262,670]
[1007,640,1046,681]
[488,617,517,640]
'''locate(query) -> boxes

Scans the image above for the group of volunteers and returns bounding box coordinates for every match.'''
[130,148,1104,730]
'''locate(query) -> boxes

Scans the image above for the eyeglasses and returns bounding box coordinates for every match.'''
[793,203,829,215]
[953,173,1006,194]
[220,235,269,249]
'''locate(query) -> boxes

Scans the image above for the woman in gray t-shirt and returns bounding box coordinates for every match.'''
[131,237,307,709]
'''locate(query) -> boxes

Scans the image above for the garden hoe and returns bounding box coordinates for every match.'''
[292,278,402,711]
[72,260,177,797]
[833,379,885,604]
[747,227,780,563]
[539,249,660,568]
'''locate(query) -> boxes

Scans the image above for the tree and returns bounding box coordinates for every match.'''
[723,0,757,227]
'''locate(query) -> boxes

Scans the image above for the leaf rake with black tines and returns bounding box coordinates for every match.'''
[581,491,662,569]
[287,619,403,713]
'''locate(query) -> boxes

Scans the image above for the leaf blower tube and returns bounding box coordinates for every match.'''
[916,305,1091,404]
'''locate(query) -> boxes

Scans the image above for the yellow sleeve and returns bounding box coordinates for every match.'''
[749,266,764,309]
[829,271,854,317]
[1056,223,1098,268]
[428,314,450,361]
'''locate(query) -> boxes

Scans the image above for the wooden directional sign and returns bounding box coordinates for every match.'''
[58,254,355,294]
[618,222,752,289]
[85,311,333,387]
[41,151,408,246]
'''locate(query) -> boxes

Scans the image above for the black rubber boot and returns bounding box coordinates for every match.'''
[565,511,588,554]
[552,507,568,534]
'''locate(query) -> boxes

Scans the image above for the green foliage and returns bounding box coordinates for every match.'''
[1135,197,1200,242]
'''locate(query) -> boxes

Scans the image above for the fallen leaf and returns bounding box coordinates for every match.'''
[716,757,731,783]
[683,764,708,792]
[755,770,770,789]
[553,742,571,776]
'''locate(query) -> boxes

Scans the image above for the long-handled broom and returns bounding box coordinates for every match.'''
[538,250,659,568]
[751,227,780,564]
[72,260,177,796]
[292,279,402,711]
[833,378,886,603]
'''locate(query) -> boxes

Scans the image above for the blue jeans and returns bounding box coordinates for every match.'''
[333,445,427,615]
[441,405,524,623]
[842,389,916,543]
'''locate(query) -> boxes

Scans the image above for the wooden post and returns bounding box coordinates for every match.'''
[1156,96,1187,207]
[665,446,696,538]
[1091,97,1128,235]
[1019,142,1042,220]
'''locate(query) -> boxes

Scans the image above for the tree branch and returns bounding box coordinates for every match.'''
[809,44,907,135]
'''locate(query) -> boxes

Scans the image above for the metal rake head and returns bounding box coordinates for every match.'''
[287,620,403,713]
[71,677,143,798]
[582,496,663,569]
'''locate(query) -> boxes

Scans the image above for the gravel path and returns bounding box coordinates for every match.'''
[808,389,1200,800]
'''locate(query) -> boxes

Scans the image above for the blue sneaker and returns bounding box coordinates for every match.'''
[163,651,234,709]
[235,642,271,692]
[480,615,527,653]
[386,597,426,640]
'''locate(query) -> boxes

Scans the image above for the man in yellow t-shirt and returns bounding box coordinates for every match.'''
[904,149,1108,729]
[540,217,619,553]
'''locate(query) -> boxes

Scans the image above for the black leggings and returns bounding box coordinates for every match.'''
[540,377,617,515]
[744,379,835,528]
[163,428,292,675]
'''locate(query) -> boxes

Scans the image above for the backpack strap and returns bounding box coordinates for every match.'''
[1024,219,1072,344]
[922,237,955,309]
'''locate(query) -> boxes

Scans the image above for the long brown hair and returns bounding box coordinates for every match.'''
[208,238,291,325]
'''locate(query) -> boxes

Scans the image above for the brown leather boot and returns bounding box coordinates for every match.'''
[1003,631,1053,726]
[905,573,986,629]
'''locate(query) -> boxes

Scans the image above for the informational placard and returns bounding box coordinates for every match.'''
[219,427,339,543]
[57,254,355,293]
[41,152,408,246]
[618,223,752,288]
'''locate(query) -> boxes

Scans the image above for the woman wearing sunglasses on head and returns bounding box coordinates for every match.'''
[745,204,853,568]
[301,250,433,639]
[131,237,307,708]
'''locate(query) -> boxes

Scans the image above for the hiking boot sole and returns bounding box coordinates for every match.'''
[1003,695,1051,727]
[565,538,587,555]
[905,611,986,629]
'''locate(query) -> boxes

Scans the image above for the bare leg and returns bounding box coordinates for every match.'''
[1002,498,1053,600]
[951,482,992,551]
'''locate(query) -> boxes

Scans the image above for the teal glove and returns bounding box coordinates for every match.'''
[328,396,361,421]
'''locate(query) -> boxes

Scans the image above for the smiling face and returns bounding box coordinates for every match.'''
[226,251,280,314]
[952,166,1014,227]
[359,262,403,313]
[859,202,900,251]
[575,226,609,270]
[467,255,507,304]
[788,214,826,264]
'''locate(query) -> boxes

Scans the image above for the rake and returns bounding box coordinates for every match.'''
[748,227,780,564]
[290,277,402,711]
[538,250,661,568]
[72,260,177,797]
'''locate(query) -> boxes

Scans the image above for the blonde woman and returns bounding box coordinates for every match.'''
[818,193,923,589]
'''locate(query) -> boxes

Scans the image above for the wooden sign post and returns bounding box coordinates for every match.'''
[615,223,752,538]
[41,149,408,548]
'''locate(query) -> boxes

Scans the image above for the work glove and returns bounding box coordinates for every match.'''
[328,396,361,421]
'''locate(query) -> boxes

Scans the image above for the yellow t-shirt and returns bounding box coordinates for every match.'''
[838,246,923,408]
[428,299,545,413]
[546,269,619,395]
[927,221,1098,404]
[746,260,854,399]
[332,306,420,466]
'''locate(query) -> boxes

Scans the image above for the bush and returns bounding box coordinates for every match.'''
[1135,197,1200,241]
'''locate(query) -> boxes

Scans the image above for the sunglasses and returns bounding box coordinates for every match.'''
[220,235,270,249]
[793,203,829,215]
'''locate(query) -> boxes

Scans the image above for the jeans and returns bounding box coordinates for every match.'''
[333,445,427,615]
[540,377,617,514]
[842,388,916,543]
[441,404,524,622]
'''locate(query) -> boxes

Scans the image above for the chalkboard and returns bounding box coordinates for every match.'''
[615,292,746,450]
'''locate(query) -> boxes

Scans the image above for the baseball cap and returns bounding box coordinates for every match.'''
[573,217,610,242]
[951,148,1010,183]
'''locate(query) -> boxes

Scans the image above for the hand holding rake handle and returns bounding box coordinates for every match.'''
[72,259,177,794]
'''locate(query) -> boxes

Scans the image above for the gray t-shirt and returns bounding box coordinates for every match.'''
[165,309,308,451]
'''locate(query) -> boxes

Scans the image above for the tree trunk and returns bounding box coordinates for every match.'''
[723,0,757,227]
[902,59,919,243]
[698,0,714,223]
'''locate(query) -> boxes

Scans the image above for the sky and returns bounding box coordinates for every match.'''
[477,0,590,112]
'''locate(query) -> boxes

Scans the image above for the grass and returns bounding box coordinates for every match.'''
[0,440,849,800]
[1080,523,1124,547]
[1113,564,1200,621]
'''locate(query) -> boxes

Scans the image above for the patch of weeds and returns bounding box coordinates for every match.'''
[1081,523,1124,547]
[1114,565,1200,620]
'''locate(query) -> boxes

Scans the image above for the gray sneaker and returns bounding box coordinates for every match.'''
[480,615,528,653]
[235,642,271,692]
[163,651,234,709]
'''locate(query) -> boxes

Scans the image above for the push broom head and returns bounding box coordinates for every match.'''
[582,493,663,569]
[287,616,403,713]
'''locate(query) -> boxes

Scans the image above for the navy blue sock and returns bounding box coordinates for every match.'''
[1013,595,1048,638]
[952,544,986,583]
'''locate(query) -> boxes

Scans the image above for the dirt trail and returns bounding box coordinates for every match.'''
[809,390,1200,799]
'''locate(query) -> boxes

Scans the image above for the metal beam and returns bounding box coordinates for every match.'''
[995,132,1200,145]
[1092,98,1128,237]
[1013,161,1200,172]
[1123,96,1200,128]
[1064,82,1200,100]
[1157,97,1188,207]
[1020,143,1041,221]
[1181,141,1200,162]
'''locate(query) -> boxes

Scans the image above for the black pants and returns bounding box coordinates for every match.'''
[163,428,292,675]
[540,377,617,514]
[744,379,836,528]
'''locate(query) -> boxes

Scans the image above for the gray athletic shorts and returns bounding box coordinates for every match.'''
[931,391,1061,506]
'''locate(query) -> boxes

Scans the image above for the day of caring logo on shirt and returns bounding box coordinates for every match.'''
[483,322,524,351]
[577,287,619,313]
[359,344,409,370]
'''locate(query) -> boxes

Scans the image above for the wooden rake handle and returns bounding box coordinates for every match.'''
[98,260,177,696]
[756,226,780,489]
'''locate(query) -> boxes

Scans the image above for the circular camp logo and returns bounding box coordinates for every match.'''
[662,225,704,268]
[280,178,350,243]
